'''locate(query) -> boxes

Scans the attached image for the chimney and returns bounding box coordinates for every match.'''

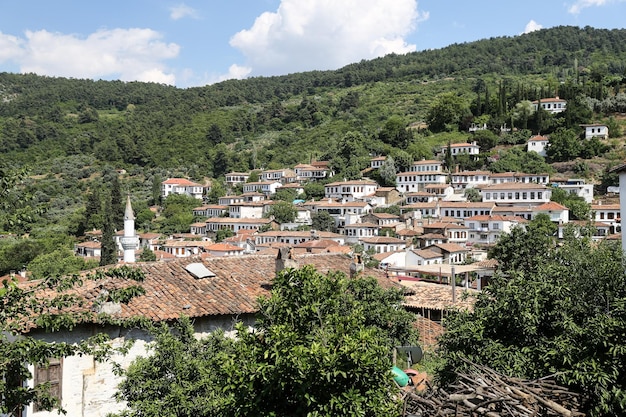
[275,247,298,273]
[350,253,364,278]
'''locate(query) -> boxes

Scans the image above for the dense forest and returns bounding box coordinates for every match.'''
[1,25,626,272]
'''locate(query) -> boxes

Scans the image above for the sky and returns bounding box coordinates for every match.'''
[1,0,625,88]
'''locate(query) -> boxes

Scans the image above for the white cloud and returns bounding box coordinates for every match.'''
[0,32,24,62]
[3,28,179,85]
[229,0,427,76]
[568,0,625,14]
[170,4,199,20]
[522,20,543,34]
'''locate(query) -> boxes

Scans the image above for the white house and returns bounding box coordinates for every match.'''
[205,217,274,234]
[405,248,444,266]
[360,236,407,254]
[527,135,549,157]
[590,202,621,234]
[228,202,266,219]
[370,156,387,169]
[242,181,282,197]
[464,215,525,246]
[161,178,205,200]
[581,124,609,140]
[260,169,296,183]
[202,242,245,257]
[294,163,331,181]
[225,172,250,187]
[342,222,380,244]
[395,171,448,193]
[313,200,372,229]
[531,97,567,114]
[324,180,378,201]
[447,141,480,157]
[532,201,570,224]
[490,172,550,185]
[438,201,495,220]
[192,204,228,218]
[450,170,491,190]
[552,178,594,203]
[424,243,468,264]
[480,183,551,207]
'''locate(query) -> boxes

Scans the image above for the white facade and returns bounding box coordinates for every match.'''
[582,124,609,140]
[396,171,448,193]
[590,203,621,234]
[360,236,407,254]
[324,180,378,201]
[464,215,522,246]
[531,97,567,114]
[553,179,594,203]
[527,135,549,157]
[228,202,265,219]
[242,181,282,196]
[448,141,480,156]
[161,178,205,200]
[480,183,551,207]
[450,171,491,190]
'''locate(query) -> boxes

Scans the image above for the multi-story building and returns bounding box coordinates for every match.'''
[324,180,378,201]
[161,178,205,200]
[480,183,551,207]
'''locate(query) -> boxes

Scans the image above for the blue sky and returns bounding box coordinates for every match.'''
[1,0,625,88]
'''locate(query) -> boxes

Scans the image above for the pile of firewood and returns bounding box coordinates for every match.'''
[402,360,585,417]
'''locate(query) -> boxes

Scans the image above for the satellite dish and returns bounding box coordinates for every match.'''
[395,345,423,366]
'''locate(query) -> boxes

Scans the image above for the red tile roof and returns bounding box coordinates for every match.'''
[26,253,400,331]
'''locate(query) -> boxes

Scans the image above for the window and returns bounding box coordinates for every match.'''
[34,358,62,411]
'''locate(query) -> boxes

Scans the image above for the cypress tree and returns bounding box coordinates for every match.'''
[99,209,117,266]
[110,175,124,231]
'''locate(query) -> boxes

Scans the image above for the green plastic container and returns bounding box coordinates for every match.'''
[391,366,410,387]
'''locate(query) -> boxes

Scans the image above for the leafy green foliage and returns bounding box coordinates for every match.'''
[265,201,297,224]
[440,232,626,416]
[550,186,591,220]
[115,266,418,417]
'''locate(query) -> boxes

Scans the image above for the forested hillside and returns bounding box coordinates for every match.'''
[1,25,626,261]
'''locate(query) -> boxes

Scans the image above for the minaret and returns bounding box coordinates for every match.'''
[120,194,139,263]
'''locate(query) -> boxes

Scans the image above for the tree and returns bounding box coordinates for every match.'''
[265,201,297,224]
[426,93,471,132]
[545,128,582,162]
[377,156,397,187]
[110,175,124,231]
[115,266,418,417]
[438,237,626,417]
[138,248,157,262]
[512,100,534,130]
[311,211,336,232]
[551,187,591,220]
[378,116,412,148]
[99,209,117,266]
[27,248,98,280]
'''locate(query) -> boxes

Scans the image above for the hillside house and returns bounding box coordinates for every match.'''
[480,183,551,207]
[396,170,447,193]
[313,200,372,228]
[551,178,593,203]
[360,236,407,254]
[74,241,101,258]
[192,204,228,218]
[532,201,569,224]
[260,168,296,183]
[343,222,380,244]
[446,141,480,156]
[422,221,468,246]
[225,172,250,187]
[370,156,387,169]
[228,201,266,219]
[464,215,525,246]
[581,124,609,139]
[294,163,332,181]
[161,178,205,200]
[404,191,436,204]
[161,240,215,258]
[242,181,282,197]
[324,180,378,201]
[406,248,444,266]
[531,97,567,114]
[254,230,345,248]
[424,243,468,264]
[450,170,491,190]
[590,202,621,234]
[527,135,549,157]
[205,217,274,234]
[438,201,495,220]
[490,172,550,185]
[202,242,245,257]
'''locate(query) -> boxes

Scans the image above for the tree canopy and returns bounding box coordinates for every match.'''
[115,266,419,417]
